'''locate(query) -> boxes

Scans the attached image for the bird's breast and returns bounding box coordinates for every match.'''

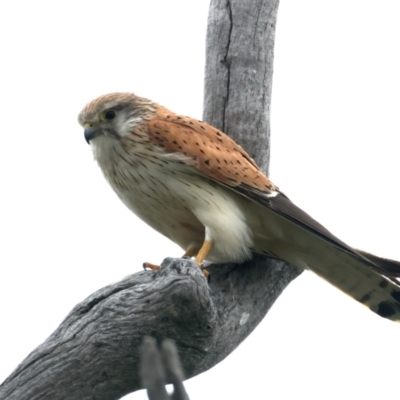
[90,137,205,248]
[90,136,254,263]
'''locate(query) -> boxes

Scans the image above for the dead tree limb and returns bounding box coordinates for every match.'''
[0,1,301,399]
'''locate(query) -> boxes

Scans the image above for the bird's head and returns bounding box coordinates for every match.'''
[78,92,157,144]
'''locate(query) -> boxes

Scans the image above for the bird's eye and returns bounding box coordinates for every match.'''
[104,110,116,120]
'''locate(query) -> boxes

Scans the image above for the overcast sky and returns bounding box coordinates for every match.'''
[1,1,400,399]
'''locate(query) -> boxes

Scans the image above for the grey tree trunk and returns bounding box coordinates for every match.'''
[0,1,301,399]
[204,0,276,175]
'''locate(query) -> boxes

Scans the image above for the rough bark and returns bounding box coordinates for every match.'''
[0,1,302,399]
[203,0,277,175]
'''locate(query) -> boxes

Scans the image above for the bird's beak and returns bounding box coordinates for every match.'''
[84,126,102,144]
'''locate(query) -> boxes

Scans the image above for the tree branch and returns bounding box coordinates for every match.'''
[204,0,278,174]
[0,258,300,400]
[0,1,302,399]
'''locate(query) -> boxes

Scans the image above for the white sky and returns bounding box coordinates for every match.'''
[1,1,400,399]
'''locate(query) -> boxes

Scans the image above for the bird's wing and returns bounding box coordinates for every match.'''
[147,108,385,266]
[148,108,278,193]
[146,110,400,321]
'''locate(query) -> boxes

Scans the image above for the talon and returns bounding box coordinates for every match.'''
[143,262,160,271]
[201,266,210,278]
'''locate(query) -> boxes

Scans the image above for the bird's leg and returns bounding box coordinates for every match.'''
[194,239,213,278]
[194,240,213,265]
[143,262,160,271]
[195,227,213,266]
[194,240,212,278]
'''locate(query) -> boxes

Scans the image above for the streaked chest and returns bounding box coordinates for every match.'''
[90,136,206,242]
[90,135,254,263]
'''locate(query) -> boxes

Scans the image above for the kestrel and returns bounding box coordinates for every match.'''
[79,92,400,321]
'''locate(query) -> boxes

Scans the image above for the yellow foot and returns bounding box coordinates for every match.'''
[195,240,213,266]
[143,262,160,271]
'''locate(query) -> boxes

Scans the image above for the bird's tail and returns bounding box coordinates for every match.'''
[245,193,400,321]
[356,249,400,278]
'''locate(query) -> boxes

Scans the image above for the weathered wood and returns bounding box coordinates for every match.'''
[204,0,277,175]
[0,258,300,400]
[0,1,302,399]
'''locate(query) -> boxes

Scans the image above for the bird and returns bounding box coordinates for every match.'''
[79,92,400,321]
